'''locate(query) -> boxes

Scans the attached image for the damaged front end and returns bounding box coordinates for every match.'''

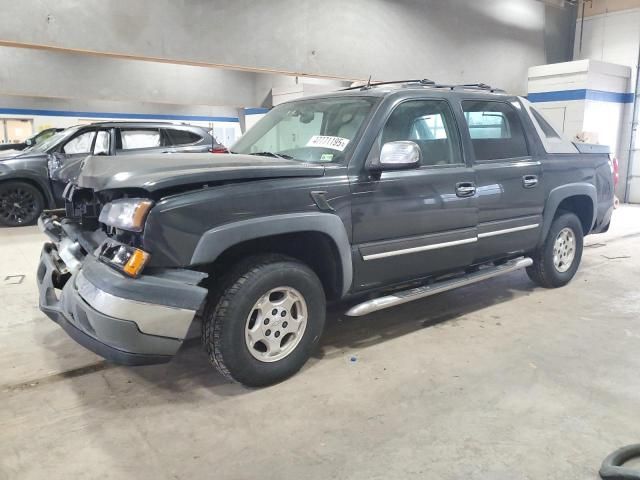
[36,184,208,365]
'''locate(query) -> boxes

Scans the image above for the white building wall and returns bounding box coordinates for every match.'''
[574,8,640,202]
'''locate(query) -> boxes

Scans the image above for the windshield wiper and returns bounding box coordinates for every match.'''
[248,151,293,160]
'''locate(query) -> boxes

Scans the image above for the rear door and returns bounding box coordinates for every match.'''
[350,97,478,291]
[459,99,543,261]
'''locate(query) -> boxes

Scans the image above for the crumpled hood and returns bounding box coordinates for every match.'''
[71,153,326,192]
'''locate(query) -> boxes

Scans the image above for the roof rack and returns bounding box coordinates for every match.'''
[341,79,505,93]
[341,79,436,91]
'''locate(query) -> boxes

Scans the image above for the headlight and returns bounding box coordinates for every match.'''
[99,198,154,232]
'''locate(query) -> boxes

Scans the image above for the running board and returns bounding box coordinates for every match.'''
[345,257,533,317]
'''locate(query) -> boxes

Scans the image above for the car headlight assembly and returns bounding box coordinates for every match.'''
[98,198,154,232]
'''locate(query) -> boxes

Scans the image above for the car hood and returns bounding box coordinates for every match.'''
[72,153,326,192]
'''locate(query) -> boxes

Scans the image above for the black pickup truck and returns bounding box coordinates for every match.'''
[37,81,614,387]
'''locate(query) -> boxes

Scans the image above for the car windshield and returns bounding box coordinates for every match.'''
[22,127,80,154]
[231,97,377,163]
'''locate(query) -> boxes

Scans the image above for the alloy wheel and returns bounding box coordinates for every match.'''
[552,227,576,273]
[245,286,308,362]
[0,186,38,225]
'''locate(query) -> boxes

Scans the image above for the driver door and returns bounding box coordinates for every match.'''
[350,98,478,291]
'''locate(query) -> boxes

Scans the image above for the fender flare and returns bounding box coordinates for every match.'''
[190,212,353,296]
[540,183,597,243]
[0,168,56,208]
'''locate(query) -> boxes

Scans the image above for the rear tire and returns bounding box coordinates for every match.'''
[202,255,326,387]
[0,181,45,227]
[526,212,584,288]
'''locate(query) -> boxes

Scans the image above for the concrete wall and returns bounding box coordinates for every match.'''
[0,0,577,95]
[0,46,258,107]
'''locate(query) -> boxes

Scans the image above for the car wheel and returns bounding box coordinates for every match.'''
[526,211,584,288]
[202,255,326,387]
[0,181,45,227]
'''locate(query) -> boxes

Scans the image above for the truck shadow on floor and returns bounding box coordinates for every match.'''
[314,270,535,360]
[40,270,537,397]
[132,270,536,391]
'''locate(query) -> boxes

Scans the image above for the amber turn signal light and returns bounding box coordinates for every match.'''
[123,249,150,277]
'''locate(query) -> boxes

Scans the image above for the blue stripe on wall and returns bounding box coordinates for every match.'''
[244,107,270,115]
[0,107,239,122]
[528,89,634,103]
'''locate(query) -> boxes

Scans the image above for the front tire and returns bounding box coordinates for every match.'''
[526,212,584,288]
[0,181,45,227]
[202,255,326,387]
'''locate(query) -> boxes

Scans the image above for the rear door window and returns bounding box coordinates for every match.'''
[461,101,529,161]
[164,128,202,146]
[117,129,161,151]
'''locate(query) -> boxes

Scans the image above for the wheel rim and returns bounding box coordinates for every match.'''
[245,286,308,363]
[553,227,576,273]
[0,186,38,225]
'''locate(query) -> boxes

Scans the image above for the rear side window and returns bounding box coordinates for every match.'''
[462,101,529,161]
[118,129,161,150]
[164,128,202,146]
[530,107,560,139]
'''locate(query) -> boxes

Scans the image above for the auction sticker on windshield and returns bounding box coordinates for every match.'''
[306,135,350,151]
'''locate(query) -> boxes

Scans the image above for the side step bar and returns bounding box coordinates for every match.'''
[345,257,533,317]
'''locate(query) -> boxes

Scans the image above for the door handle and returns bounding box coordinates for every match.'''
[455,182,476,198]
[522,175,539,188]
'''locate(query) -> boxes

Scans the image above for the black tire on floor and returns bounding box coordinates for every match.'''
[202,254,326,387]
[526,211,584,288]
[0,181,45,227]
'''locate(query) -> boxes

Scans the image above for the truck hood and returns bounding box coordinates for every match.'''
[72,153,326,192]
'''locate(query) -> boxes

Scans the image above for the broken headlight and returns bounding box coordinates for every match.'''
[98,198,154,233]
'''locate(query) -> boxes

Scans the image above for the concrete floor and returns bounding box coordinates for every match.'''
[1,206,639,480]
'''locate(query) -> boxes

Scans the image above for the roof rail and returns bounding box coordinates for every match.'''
[340,79,506,94]
[457,83,506,93]
[429,83,506,93]
[341,79,436,91]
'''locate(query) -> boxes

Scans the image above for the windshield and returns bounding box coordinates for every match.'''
[232,97,377,163]
[22,126,80,154]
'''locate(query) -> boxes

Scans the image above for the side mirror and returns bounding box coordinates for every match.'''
[369,141,421,171]
[25,139,34,147]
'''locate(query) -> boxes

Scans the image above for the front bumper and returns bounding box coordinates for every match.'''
[36,216,208,365]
